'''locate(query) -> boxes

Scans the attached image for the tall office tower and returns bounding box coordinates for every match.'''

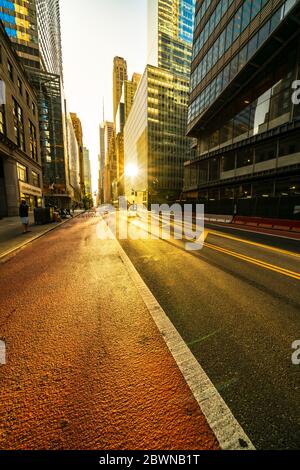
[83,147,92,196]
[0,0,41,69]
[35,0,63,77]
[184,0,300,220]
[98,121,113,203]
[124,0,196,207]
[70,112,85,197]
[0,22,43,217]
[0,0,79,209]
[113,57,128,123]
[114,72,141,196]
[124,73,141,121]
[66,106,81,203]
[148,0,195,76]
[0,0,63,77]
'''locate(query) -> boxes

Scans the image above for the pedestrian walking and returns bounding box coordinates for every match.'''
[19,200,29,234]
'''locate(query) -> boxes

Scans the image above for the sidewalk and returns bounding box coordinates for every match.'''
[0,210,84,259]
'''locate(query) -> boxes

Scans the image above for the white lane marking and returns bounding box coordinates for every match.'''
[116,240,255,451]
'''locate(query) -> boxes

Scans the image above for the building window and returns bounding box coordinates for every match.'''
[32,171,40,188]
[17,163,27,183]
[32,102,36,115]
[279,134,300,157]
[29,121,38,160]
[17,78,23,96]
[237,148,253,168]
[7,60,13,81]
[221,152,236,172]
[13,99,25,151]
[26,91,29,106]
[255,142,277,163]
[0,105,5,134]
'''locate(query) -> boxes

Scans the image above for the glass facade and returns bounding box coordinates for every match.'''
[192,0,234,61]
[124,66,193,206]
[184,0,300,217]
[35,0,63,77]
[28,71,69,199]
[149,0,196,77]
[0,0,40,69]
[127,0,196,205]
[194,0,212,30]
[0,0,63,76]
[189,0,298,125]
[194,62,298,155]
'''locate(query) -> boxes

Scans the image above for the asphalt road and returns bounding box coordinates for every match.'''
[118,212,300,450]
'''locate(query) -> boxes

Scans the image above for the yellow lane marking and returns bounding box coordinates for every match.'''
[204,242,300,281]
[207,229,300,260]
[116,213,300,279]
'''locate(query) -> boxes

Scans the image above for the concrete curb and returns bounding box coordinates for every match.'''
[116,239,255,451]
[0,211,85,263]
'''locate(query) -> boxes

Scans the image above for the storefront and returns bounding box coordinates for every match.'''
[19,182,43,211]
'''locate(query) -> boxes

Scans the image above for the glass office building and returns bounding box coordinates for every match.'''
[0,1,80,209]
[124,0,196,206]
[148,0,195,76]
[124,65,192,206]
[28,70,80,209]
[185,0,300,219]
[0,0,63,76]
[35,0,63,77]
[0,0,40,69]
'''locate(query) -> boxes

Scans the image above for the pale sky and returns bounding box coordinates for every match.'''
[60,0,147,193]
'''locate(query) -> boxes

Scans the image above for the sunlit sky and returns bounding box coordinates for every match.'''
[60,0,147,193]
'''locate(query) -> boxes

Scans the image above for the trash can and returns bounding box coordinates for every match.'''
[34,207,53,225]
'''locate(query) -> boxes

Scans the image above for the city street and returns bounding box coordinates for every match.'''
[1,0,299,460]
[0,213,299,450]
[118,211,300,450]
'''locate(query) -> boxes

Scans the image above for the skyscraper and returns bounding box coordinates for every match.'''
[115,72,141,195]
[113,57,128,123]
[124,73,141,122]
[0,0,63,77]
[83,147,92,196]
[0,0,80,209]
[124,0,196,207]
[70,112,85,197]
[35,0,63,77]
[148,0,195,76]
[0,21,42,217]
[184,0,300,220]
[98,121,113,204]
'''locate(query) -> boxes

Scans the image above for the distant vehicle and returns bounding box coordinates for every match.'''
[98,205,111,216]
[128,204,138,218]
